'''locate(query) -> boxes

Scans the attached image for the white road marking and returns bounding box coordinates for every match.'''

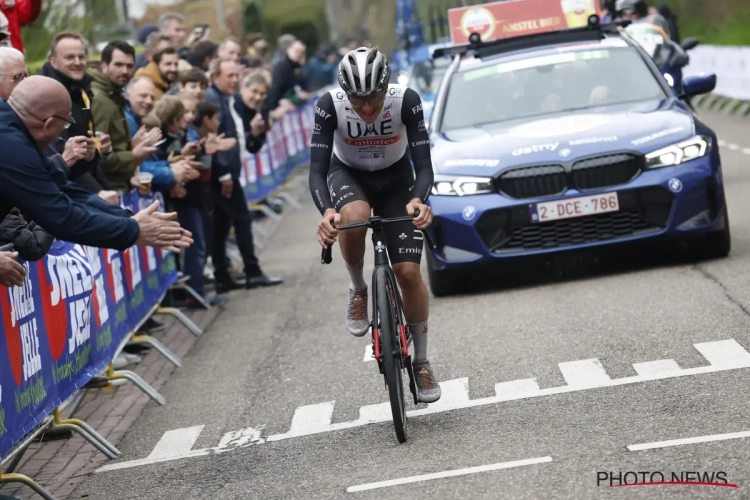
[718,139,727,146]
[693,339,750,369]
[217,427,264,449]
[280,401,336,437]
[359,402,392,423]
[727,143,739,150]
[628,430,750,451]
[346,456,553,493]
[742,148,750,155]
[494,378,540,397]
[632,359,680,376]
[558,358,611,387]
[95,339,750,473]
[147,426,204,459]
[424,378,470,410]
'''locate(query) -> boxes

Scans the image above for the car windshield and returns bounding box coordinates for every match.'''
[408,58,451,95]
[440,46,667,131]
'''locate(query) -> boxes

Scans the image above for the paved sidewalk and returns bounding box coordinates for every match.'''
[0,306,221,499]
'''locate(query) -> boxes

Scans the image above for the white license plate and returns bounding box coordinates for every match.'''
[531,192,620,223]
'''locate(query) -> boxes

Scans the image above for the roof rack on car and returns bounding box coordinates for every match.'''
[431,15,632,60]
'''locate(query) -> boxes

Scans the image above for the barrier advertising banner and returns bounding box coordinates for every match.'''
[1,100,316,462]
[448,0,602,44]
[0,192,178,460]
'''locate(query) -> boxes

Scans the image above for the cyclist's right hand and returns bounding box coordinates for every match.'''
[318,209,340,248]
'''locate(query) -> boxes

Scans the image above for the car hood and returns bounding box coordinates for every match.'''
[431,101,696,177]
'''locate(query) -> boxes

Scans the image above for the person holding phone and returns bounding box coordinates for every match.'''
[40,32,116,201]
[91,40,160,192]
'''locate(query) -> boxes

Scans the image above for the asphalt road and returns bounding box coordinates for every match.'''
[72,109,750,500]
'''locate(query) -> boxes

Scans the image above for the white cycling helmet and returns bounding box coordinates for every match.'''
[338,46,391,97]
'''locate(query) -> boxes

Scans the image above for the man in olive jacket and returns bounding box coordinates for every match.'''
[90,40,155,191]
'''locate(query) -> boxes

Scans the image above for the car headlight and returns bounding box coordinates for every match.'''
[645,135,710,169]
[431,175,493,196]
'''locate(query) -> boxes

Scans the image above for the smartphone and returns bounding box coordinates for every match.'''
[192,24,208,38]
[81,107,95,135]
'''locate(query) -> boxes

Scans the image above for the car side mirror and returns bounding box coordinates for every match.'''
[681,37,699,51]
[680,73,716,99]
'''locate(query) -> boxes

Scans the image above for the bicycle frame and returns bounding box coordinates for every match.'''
[320,212,436,380]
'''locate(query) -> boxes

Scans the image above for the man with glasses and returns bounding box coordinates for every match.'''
[309,46,441,403]
[0,75,194,253]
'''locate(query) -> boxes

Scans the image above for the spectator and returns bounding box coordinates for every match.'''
[166,66,208,99]
[138,97,198,195]
[261,40,309,123]
[91,41,157,192]
[306,44,338,91]
[173,92,229,307]
[270,33,296,66]
[3,0,41,53]
[124,76,156,134]
[158,12,187,52]
[238,54,264,80]
[0,46,28,100]
[39,33,116,200]
[135,46,180,99]
[247,33,271,63]
[0,209,53,261]
[218,37,242,62]
[134,32,171,72]
[0,75,193,252]
[205,58,282,291]
[246,33,269,62]
[185,39,217,72]
[158,12,208,60]
[239,71,270,152]
[138,24,159,45]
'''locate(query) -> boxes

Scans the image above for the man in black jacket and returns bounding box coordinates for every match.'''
[39,31,117,202]
[260,40,310,124]
[205,58,282,291]
[0,76,193,253]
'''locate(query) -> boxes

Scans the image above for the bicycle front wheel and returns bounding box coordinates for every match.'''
[374,266,407,443]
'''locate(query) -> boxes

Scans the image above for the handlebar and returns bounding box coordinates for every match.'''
[321,209,436,265]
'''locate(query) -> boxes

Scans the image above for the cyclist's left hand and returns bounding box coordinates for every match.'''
[406,199,432,229]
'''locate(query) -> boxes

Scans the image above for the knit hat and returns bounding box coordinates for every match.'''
[138,24,159,45]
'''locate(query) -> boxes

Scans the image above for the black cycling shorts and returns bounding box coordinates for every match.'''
[326,153,424,265]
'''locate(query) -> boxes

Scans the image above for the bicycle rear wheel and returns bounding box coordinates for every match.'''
[374,266,407,443]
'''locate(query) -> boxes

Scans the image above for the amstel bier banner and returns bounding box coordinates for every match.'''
[448,0,603,45]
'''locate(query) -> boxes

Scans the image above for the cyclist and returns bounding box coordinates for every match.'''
[309,46,441,403]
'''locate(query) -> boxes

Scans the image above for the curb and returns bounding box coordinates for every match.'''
[692,93,750,117]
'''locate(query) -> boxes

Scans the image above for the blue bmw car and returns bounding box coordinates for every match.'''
[425,22,728,296]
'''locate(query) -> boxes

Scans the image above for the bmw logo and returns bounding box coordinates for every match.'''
[559,148,573,158]
[668,178,682,192]
[462,206,476,221]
